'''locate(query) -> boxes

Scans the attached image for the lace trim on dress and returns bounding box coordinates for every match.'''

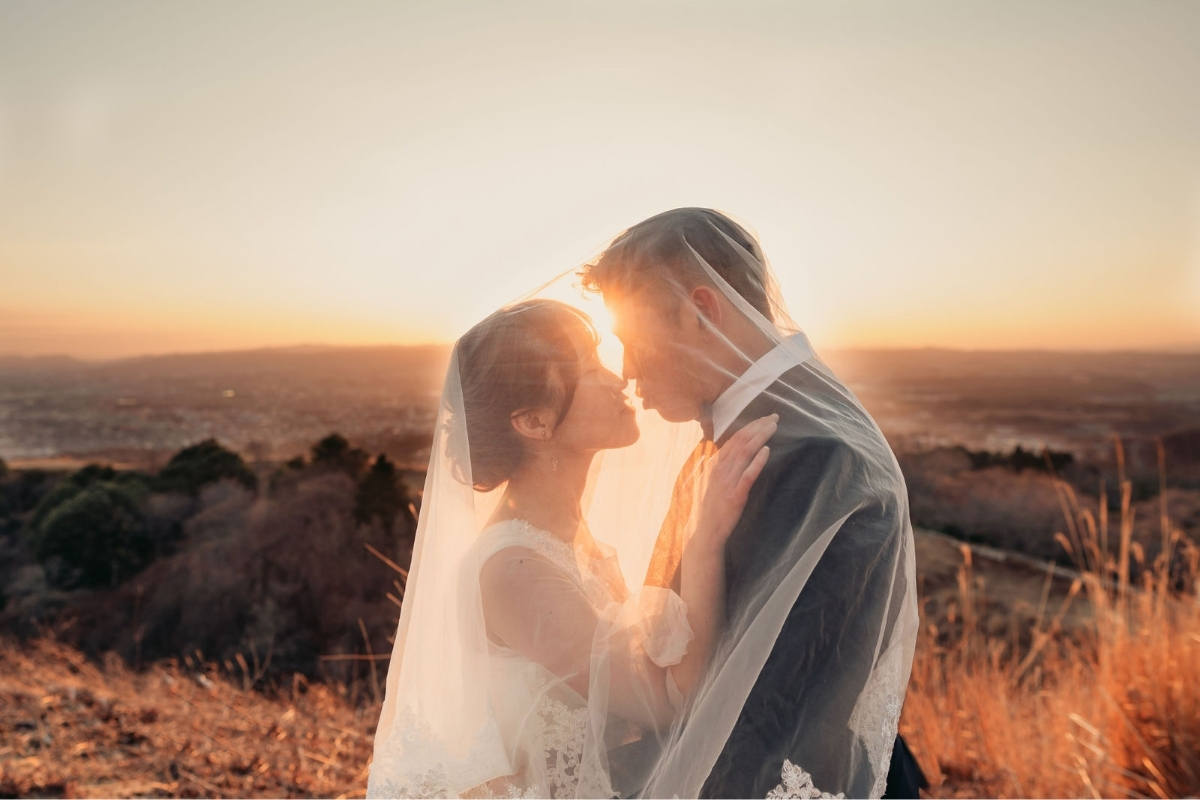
[765,760,846,800]
[529,692,589,798]
[507,519,577,571]
[366,706,512,799]
[466,784,539,799]
[847,640,906,798]
[368,662,596,799]
[485,519,614,610]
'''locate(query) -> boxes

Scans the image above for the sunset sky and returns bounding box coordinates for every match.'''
[2,1,1199,359]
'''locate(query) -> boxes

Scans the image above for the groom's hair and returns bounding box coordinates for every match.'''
[579,207,774,323]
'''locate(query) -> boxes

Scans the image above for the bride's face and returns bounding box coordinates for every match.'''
[553,348,640,453]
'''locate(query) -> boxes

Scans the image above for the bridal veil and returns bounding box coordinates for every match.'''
[367,209,918,799]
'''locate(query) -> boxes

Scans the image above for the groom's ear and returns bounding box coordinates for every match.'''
[688,285,724,335]
[511,408,558,441]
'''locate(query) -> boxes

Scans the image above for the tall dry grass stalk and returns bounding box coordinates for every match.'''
[901,439,1200,799]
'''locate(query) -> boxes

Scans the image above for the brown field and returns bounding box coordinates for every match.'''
[903,472,1200,799]
[0,638,378,799]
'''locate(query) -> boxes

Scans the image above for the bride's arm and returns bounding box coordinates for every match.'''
[668,414,777,699]
[480,548,679,731]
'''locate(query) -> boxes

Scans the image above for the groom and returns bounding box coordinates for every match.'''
[581,208,926,798]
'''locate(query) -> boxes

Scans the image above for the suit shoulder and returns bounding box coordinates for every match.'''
[770,432,905,521]
[772,432,862,473]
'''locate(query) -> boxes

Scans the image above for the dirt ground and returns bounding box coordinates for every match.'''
[0,639,377,799]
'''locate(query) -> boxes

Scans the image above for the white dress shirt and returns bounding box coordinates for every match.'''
[710,332,814,442]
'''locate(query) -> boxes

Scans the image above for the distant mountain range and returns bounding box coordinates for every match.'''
[2,344,1198,465]
[3,342,1197,372]
[0,343,454,379]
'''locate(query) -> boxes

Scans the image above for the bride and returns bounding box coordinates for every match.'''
[368,298,775,799]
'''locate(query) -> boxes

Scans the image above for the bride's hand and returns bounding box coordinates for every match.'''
[691,413,778,557]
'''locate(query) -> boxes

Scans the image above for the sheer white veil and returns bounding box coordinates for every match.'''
[368,209,918,799]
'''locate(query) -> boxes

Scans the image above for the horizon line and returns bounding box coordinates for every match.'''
[4,339,1200,365]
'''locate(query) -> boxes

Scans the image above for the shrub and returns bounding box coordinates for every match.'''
[32,482,153,587]
[27,465,146,533]
[10,469,52,513]
[60,469,406,682]
[310,434,368,478]
[354,454,413,533]
[157,439,257,496]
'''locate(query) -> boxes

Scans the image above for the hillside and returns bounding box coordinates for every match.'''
[9,527,1189,799]
[0,637,375,799]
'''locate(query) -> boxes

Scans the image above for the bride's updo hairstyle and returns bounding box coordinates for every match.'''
[579,207,776,323]
[449,299,599,492]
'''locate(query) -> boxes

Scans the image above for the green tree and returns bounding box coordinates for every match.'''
[157,439,257,496]
[311,433,369,478]
[27,464,143,533]
[354,454,410,531]
[32,481,153,587]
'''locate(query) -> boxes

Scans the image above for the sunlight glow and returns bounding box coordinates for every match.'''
[2,2,1199,358]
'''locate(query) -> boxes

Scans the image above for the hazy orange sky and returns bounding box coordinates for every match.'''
[2,1,1199,359]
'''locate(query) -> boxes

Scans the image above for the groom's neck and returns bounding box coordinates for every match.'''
[701,322,776,403]
[698,403,715,441]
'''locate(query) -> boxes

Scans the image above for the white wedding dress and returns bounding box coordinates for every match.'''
[367,518,693,799]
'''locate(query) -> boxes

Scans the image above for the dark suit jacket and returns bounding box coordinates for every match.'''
[697,364,924,799]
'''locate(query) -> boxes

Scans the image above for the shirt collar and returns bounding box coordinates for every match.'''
[710,332,813,442]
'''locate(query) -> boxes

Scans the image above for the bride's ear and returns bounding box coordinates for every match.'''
[511,408,557,441]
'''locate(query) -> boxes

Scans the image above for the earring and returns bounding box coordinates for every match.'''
[551,454,559,472]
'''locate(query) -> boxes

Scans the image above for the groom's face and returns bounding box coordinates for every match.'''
[606,291,710,423]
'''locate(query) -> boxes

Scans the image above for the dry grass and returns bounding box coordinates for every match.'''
[0,637,380,798]
[901,441,1200,799]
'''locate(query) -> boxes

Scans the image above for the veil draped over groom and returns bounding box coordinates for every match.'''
[367,209,920,799]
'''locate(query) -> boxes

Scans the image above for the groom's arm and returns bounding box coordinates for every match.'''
[702,436,902,799]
